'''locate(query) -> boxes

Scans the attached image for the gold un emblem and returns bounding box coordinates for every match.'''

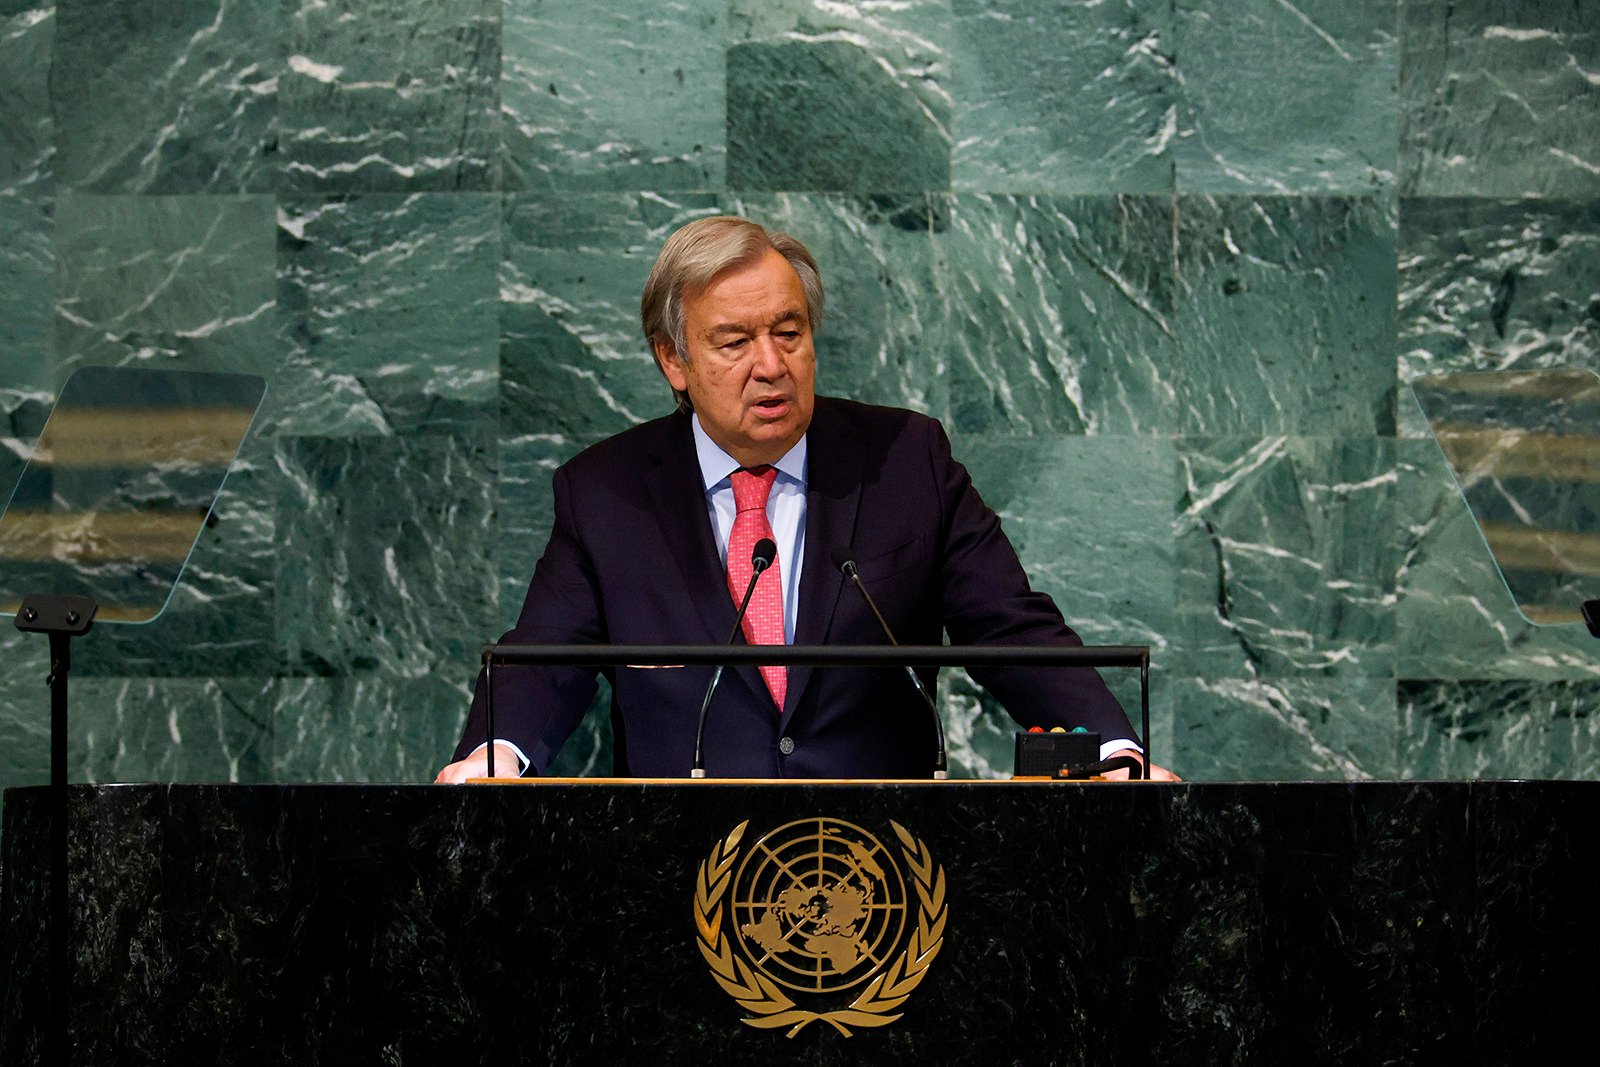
[693,817,947,1038]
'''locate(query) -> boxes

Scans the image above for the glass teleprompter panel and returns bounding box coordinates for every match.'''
[1412,368,1600,626]
[0,366,264,624]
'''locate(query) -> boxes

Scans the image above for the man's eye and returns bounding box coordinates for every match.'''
[720,338,748,351]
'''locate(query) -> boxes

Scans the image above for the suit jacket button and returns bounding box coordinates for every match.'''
[778,737,795,756]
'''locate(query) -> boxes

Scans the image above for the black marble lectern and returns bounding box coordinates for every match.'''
[1,780,1594,1064]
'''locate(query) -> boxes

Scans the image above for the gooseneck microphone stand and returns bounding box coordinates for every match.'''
[840,560,948,779]
[692,538,777,778]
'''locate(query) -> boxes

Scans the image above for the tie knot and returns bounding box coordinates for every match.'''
[730,465,777,512]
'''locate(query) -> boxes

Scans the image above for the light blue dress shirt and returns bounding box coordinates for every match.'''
[690,415,807,644]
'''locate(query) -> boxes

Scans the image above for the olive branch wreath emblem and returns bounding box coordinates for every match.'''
[692,819,947,1038]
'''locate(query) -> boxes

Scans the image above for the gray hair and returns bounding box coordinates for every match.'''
[640,216,824,412]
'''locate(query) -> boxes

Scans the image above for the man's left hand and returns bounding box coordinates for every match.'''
[1101,749,1180,781]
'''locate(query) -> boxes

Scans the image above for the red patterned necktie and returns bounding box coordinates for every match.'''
[726,465,786,709]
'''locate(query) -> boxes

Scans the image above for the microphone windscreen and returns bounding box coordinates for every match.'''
[752,537,777,569]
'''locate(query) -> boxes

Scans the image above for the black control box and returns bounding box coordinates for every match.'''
[1013,731,1100,778]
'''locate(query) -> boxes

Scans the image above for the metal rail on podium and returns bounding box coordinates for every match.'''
[480,641,1154,779]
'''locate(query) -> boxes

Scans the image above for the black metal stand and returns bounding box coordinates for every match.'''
[483,647,496,778]
[15,593,97,1065]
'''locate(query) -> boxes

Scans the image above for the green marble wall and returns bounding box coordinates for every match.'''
[2,0,1597,792]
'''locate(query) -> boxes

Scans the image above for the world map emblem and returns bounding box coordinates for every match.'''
[693,817,947,1037]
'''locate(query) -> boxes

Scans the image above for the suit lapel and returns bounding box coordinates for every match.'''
[784,399,862,718]
[644,414,735,643]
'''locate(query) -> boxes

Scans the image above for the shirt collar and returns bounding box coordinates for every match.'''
[690,413,808,492]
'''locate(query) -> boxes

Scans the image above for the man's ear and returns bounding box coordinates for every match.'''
[653,338,689,392]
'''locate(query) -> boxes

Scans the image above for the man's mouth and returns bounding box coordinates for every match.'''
[752,397,790,415]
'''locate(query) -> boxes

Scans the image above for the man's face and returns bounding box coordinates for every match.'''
[656,248,817,467]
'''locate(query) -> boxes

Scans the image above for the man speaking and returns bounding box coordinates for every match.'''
[437,216,1174,782]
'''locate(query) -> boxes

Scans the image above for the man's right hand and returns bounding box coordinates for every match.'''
[434,743,525,784]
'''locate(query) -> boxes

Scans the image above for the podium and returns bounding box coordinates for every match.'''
[2,779,1595,1062]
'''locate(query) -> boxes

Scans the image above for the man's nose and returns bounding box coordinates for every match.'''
[750,335,788,378]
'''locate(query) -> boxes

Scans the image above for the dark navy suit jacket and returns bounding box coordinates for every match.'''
[455,397,1133,777]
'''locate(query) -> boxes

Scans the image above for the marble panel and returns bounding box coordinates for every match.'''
[1132,783,1473,1059]
[0,628,49,791]
[731,193,946,415]
[275,194,500,436]
[1173,0,1397,193]
[501,0,724,192]
[1174,195,1397,435]
[274,434,497,683]
[0,787,45,1057]
[69,676,274,784]
[0,197,53,433]
[1401,0,1600,197]
[948,0,1176,195]
[1395,439,1600,679]
[1397,197,1600,435]
[0,786,171,1060]
[0,0,52,195]
[1175,436,1397,679]
[271,673,471,783]
[278,0,500,193]
[958,436,1178,651]
[53,194,278,383]
[727,0,950,192]
[1399,679,1600,780]
[72,787,169,1061]
[1166,673,1399,781]
[934,194,1177,435]
[72,433,279,678]
[1469,780,1600,1060]
[12,782,1554,1058]
[499,192,723,438]
[51,0,280,193]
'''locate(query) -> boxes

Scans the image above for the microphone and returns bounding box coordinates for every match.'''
[838,557,948,780]
[691,537,777,778]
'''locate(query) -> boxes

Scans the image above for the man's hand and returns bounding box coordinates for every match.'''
[434,743,525,784]
[1101,748,1181,782]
